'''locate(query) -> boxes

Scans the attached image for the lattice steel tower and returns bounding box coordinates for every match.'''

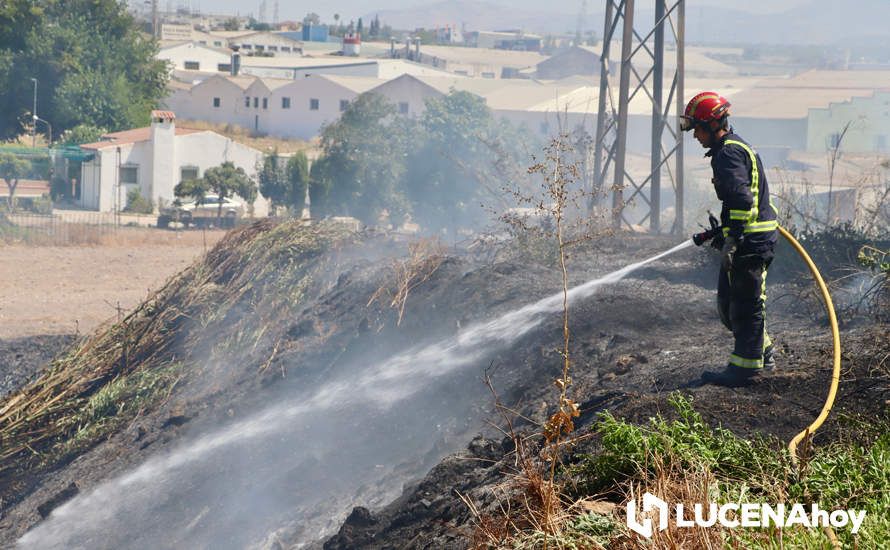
[592,0,686,233]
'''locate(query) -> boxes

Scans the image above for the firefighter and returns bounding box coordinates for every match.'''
[681,92,778,386]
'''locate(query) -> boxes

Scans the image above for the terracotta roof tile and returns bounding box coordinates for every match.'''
[80,126,203,150]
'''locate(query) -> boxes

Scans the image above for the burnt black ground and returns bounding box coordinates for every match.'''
[0,335,77,398]
[1,231,887,550]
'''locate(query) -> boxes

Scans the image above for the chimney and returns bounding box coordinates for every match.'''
[390,38,396,58]
[231,45,241,76]
[414,37,420,60]
[150,110,176,211]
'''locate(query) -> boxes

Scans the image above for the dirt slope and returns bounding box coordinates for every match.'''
[1,221,885,549]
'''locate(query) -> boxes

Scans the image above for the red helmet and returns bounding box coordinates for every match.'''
[680,92,731,132]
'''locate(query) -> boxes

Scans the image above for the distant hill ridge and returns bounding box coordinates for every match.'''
[365,0,890,45]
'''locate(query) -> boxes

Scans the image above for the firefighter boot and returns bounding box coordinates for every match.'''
[763,345,776,371]
[700,365,760,387]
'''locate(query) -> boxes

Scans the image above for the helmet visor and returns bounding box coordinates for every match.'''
[679,116,694,132]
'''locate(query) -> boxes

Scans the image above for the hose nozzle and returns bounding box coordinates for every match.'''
[692,212,722,246]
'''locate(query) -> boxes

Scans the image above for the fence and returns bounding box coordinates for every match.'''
[1,211,122,246]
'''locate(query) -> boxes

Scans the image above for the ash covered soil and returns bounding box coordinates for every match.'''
[0,221,885,549]
[0,335,76,398]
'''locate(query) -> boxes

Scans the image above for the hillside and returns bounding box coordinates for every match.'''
[1,219,887,548]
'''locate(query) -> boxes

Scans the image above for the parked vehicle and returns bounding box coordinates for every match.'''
[157,195,245,228]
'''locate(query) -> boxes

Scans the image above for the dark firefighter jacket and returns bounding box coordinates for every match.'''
[707,131,778,254]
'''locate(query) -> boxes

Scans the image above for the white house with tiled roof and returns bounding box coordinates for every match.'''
[78,111,269,216]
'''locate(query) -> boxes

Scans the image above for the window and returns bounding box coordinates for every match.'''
[255,45,265,51]
[180,167,199,183]
[282,97,291,109]
[213,41,223,47]
[242,44,252,50]
[399,102,409,114]
[281,46,291,52]
[253,97,259,108]
[310,98,320,110]
[119,166,138,184]
[245,96,250,108]
[184,61,200,70]
[212,97,220,108]
[339,99,349,112]
[262,97,268,109]
[217,63,231,72]
[268,45,278,51]
[481,72,495,79]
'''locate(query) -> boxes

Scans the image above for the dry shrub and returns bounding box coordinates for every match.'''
[367,238,446,325]
[616,456,726,550]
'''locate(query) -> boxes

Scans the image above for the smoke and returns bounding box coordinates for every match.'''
[18,239,693,549]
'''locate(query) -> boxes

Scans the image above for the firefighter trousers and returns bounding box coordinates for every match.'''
[717,250,774,369]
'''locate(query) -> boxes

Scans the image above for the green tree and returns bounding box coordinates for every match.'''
[0,0,169,139]
[222,17,240,31]
[404,90,525,234]
[247,17,270,31]
[318,93,410,226]
[60,124,107,145]
[258,150,309,214]
[0,152,32,212]
[307,154,334,218]
[175,162,256,221]
[285,152,309,213]
[357,17,363,36]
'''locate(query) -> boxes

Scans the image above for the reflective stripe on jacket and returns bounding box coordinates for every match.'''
[708,132,778,253]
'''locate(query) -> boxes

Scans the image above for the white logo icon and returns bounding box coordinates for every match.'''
[624,493,867,538]
[626,492,668,538]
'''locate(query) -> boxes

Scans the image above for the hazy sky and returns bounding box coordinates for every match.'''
[145,0,813,24]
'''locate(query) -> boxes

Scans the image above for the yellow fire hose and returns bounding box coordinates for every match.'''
[778,225,842,464]
[777,226,843,549]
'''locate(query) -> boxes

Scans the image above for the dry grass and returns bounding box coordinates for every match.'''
[178,119,318,155]
[0,219,355,498]
[367,238,446,326]
[0,222,228,247]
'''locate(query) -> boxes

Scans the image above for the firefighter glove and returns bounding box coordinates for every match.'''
[721,236,738,271]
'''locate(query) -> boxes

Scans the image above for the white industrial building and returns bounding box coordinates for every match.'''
[158,42,233,72]
[78,111,269,216]
[367,74,599,137]
[224,31,303,55]
[237,57,458,80]
[164,74,386,138]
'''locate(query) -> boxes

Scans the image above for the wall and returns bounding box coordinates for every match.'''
[732,116,808,152]
[79,143,143,212]
[263,77,362,139]
[807,91,890,153]
[79,132,269,216]
[239,62,381,79]
[165,77,254,130]
[167,132,270,216]
[229,32,302,55]
[367,76,445,117]
[158,43,230,72]
[536,47,600,80]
